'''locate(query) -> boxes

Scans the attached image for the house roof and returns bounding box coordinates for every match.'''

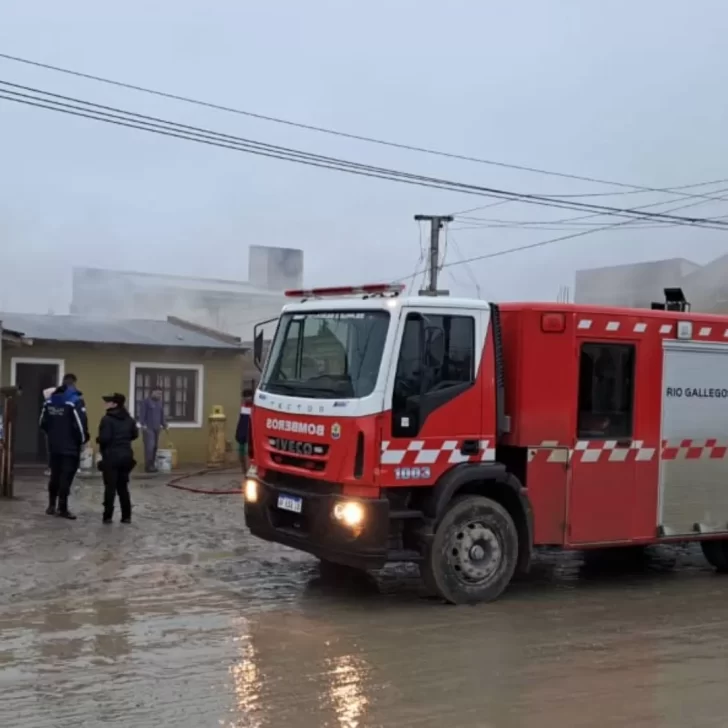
[0,313,244,350]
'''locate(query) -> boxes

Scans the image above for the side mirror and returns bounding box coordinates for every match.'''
[253,328,264,371]
[252,317,278,371]
[423,325,445,369]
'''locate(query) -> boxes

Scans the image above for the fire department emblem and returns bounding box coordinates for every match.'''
[331,423,341,440]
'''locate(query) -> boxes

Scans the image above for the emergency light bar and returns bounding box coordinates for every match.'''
[284,283,405,299]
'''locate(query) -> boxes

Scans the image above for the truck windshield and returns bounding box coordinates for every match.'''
[260,311,390,399]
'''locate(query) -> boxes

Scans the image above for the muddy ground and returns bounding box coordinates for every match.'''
[1,472,727,728]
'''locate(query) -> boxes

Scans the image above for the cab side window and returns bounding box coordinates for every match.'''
[393,313,475,397]
[577,342,635,439]
[392,313,475,436]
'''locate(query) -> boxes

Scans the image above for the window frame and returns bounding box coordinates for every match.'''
[576,341,636,440]
[128,362,204,428]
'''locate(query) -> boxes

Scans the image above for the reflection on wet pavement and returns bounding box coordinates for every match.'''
[2,474,728,727]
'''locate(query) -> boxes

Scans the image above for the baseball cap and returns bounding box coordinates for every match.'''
[102,393,126,407]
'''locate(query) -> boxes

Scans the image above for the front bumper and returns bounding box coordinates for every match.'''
[244,476,390,569]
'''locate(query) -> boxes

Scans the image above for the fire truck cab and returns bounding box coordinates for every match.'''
[244,284,728,603]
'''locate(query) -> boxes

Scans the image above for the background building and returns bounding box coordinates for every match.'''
[574,257,700,309]
[70,245,303,341]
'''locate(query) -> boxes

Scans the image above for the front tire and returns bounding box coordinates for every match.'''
[422,495,519,605]
[701,540,728,572]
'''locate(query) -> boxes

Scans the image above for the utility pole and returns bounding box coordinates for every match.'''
[414,214,453,295]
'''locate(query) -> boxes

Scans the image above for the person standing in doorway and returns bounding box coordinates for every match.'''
[236,388,253,474]
[42,386,57,478]
[40,380,90,519]
[97,393,138,524]
[138,387,167,473]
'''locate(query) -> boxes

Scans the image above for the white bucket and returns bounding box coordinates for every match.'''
[79,447,94,472]
[155,449,173,473]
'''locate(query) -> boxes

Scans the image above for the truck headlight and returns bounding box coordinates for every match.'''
[243,479,258,503]
[333,500,365,528]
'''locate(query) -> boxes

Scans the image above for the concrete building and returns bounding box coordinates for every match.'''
[70,245,303,341]
[0,312,246,465]
[574,257,700,309]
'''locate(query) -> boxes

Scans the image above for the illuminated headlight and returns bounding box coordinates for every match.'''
[333,500,365,528]
[243,479,258,503]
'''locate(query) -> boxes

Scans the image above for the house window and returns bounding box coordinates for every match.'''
[577,343,635,439]
[132,365,202,425]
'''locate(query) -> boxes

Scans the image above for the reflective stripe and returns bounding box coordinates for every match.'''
[68,401,84,437]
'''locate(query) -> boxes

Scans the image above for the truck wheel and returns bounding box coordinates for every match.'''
[701,540,728,572]
[422,495,519,605]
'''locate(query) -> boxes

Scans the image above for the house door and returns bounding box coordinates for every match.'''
[13,361,61,463]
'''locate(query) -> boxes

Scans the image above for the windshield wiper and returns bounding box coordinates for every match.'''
[266,382,298,394]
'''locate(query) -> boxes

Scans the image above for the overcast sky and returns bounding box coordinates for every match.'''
[2,0,728,313]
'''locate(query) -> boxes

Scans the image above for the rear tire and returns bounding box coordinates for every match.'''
[701,540,728,572]
[422,495,519,605]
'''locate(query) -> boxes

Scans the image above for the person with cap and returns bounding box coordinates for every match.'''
[40,378,90,519]
[97,393,139,524]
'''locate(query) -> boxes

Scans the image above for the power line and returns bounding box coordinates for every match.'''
[448,176,728,217]
[440,189,728,274]
[400,186,728,284]
[454,178,728,231]
[2,51,727,206]
[3,81,728,231]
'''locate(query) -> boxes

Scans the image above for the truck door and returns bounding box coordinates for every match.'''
[568,340,639,544]
[381,306,490,485]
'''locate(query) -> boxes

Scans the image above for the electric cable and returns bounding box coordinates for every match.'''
[2,51,727,206]
[3,81,728,230]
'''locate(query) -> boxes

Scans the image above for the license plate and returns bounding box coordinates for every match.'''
[277,494,303,514]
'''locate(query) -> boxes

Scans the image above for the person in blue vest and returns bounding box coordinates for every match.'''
[39,373,90,519]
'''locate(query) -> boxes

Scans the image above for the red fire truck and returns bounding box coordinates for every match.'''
[243,283,728,603]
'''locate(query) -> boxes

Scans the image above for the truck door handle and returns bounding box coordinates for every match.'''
[615,439,632,448]
[460,440,480,456]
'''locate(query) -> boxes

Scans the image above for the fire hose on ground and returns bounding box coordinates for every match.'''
[165,467,242,495]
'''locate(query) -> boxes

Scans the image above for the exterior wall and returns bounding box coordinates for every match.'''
[1,343,245,465]
[575,258,699,309]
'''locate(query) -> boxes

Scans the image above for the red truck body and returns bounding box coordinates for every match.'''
[244,287,728,603]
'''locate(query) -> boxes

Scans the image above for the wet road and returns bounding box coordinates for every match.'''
[1,473,727,727]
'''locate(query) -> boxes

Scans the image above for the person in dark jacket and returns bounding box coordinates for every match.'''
[97,393,139,524]
[235,388,253,473]
[39,380,90,519]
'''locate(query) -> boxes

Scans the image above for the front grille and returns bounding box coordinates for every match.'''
[264,469,342,495]
[270,453,326,472]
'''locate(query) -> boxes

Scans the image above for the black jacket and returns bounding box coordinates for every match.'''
[40,385,90,456]
[97,407,139,469]
[235,404,252,445]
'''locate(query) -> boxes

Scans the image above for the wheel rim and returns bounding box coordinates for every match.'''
[448,521,503,585]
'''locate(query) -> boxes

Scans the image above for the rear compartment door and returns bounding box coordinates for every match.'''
[660,341,728,536]
[380,306,490,485]
[568,339,640,544]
